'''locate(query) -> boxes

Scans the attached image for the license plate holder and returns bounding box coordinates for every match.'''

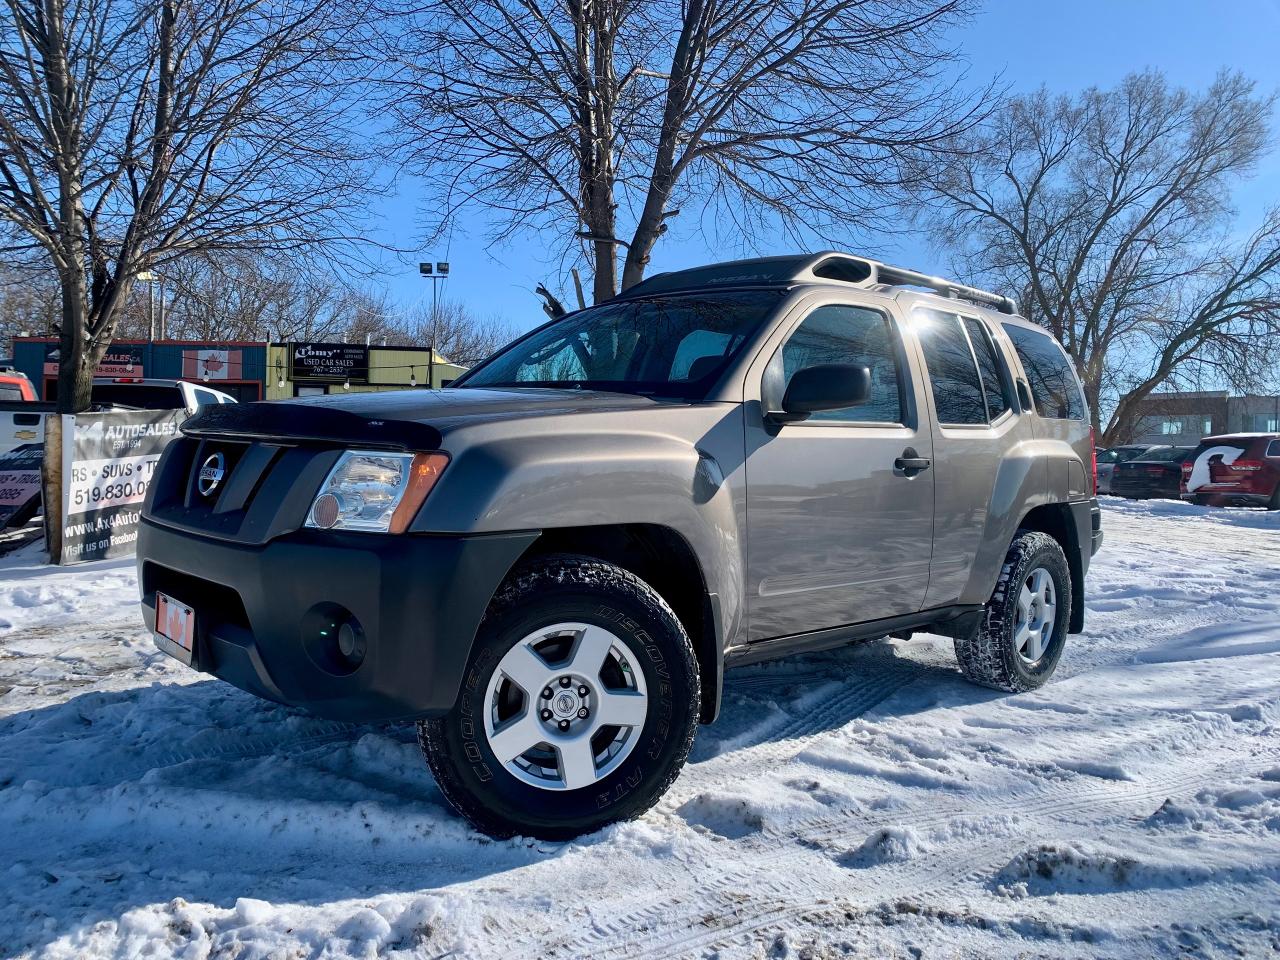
[154,591,196,666]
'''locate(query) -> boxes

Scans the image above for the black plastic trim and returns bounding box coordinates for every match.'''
[725,604,985,667]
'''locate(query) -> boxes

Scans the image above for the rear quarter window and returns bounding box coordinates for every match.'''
[1001,324,1086,420]
[1268,439,1280,458]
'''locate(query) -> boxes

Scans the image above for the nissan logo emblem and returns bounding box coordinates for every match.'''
[197,452,226,497]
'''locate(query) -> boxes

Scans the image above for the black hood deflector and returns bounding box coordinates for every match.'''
[183,400,444,451]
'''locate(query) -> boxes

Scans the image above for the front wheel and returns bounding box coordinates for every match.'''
[419,555,700,840]
[954,531,1072,693]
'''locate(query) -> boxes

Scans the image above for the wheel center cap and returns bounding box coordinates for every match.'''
[551,690,581,719]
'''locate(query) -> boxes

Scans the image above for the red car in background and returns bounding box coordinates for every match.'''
[1181,433,1280,510]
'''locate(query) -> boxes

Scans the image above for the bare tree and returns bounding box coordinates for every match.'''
[0,262,60,341]
[0,0,371,413]
[377,0,987,304]
[339,294,516,365]
[919,71,1280,443]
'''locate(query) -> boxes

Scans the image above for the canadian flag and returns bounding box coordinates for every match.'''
[183,348,241,380]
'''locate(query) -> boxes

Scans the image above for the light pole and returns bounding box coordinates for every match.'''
[418,261,450,387]
[137,270,167,341]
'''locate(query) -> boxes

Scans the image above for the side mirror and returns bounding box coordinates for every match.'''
[772,364,871,423]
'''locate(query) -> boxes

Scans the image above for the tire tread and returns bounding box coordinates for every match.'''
[419,553,700,839]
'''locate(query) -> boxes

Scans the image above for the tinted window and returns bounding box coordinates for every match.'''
[772,304,903,423]
[1134,446,1194,463]
[963,317,1011,419]
[1002,324,1085,420]
[915,310,987,425]
[1267,439,1280,458]
[90,384,184,409]
[460,291,781,399]
[0,385,22,401]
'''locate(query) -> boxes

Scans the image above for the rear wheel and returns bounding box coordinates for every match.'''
[419,555,700,840]
[1269,485,1280,511]
[954,531,1072,693]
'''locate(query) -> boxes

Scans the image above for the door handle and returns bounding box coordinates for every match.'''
[895,448,932,474]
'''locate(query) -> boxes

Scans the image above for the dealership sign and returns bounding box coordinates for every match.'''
[289,343,369,383]
[44,343,145,378]
[0,443,42,529]
[58,409,184,564]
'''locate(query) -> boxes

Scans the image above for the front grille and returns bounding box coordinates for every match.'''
[146,436,340,545]
[186,440,251,508]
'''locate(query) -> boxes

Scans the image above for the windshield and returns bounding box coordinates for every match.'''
[457,290,783,399]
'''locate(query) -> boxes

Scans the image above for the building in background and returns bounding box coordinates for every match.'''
[10,337,467,402]
[1128,389,1280,443]
[265,342,465,399]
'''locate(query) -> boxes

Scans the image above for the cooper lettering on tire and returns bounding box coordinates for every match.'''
[419,554,700,840]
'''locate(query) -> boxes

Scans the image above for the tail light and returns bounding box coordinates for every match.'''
[1090,428,1097,495]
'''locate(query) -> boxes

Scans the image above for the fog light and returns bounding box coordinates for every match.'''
[300,603,365,676]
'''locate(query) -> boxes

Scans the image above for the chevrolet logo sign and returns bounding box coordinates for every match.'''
[15,430,37,441]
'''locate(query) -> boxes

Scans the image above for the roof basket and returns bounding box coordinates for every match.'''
[616,251,1018,314]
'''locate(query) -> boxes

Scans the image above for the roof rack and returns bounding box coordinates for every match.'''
[616,252,1018,315]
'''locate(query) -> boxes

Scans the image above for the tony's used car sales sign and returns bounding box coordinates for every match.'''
[289,342,370,383]
[59,409,184,564]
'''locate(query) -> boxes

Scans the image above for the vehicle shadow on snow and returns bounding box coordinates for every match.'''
[0,640,987,954]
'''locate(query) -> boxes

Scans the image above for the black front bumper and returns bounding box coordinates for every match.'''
[138,517,537,722]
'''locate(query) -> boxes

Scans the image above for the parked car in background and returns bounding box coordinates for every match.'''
[1181,433,1280,509]
[1096,444,1153,495]
[1110,445,1196,500]
[0,368,37,403]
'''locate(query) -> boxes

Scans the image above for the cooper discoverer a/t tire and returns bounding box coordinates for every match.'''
[419,554,700,840]
[953,530,1072,693]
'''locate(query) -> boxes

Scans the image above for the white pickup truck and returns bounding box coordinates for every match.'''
[0,378,237,456]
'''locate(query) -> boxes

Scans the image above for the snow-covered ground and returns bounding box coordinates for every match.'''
[1,499,1278,959]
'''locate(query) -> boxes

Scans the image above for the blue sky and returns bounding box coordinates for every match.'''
[367,0,1280,333]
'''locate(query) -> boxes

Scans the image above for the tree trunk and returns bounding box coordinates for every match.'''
[55,269,94,414]
[620,0,703,292]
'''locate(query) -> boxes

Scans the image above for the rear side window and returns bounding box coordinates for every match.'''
[1001,324,1086,420]
[774,304,904,423]
[963,317,1012,419]
[914,310,988,425]
[1268,440,1280,458]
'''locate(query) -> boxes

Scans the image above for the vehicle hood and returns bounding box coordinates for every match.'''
[182,387,683,450]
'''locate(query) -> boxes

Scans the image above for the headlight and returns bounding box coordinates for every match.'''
[306,450,448,533]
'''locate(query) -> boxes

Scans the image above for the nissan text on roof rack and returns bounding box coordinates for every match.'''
[137,252,1102,839]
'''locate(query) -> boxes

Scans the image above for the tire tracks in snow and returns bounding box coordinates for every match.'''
[539,740,1280,959]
